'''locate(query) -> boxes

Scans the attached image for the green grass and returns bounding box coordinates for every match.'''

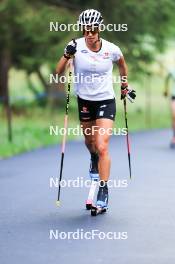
[0,102,79,158]
[0,94,171,158]
[0,68,172,158]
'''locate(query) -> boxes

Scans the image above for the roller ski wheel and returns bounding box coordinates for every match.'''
[91,205,107,216]
[86,199,93,210]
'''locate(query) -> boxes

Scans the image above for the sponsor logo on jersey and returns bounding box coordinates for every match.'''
[103,52,110,59]
[81,50,88,53]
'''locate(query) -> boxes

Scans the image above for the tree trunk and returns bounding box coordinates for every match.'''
[0,49,9,101]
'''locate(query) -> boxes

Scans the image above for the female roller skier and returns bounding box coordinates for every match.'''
[56,9,136,213]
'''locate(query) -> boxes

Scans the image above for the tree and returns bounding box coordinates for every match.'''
[42,0,175,74]
[1,0,175,106]
[0,0,76,105]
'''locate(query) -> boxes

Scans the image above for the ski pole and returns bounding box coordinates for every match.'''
[56,61,72,207]
[123,98,132,179]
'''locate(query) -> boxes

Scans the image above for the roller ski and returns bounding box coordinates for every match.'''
[86,153,99,210]
[91,181,108,216]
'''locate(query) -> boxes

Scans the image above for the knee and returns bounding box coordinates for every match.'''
[96,141,108,157]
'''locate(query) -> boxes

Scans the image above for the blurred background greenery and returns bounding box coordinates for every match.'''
[0,0,175,157]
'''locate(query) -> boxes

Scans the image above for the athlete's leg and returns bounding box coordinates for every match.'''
[81,120,99,209]
[81,120,99,180]
[95,118,114,181]
[80,120,97,153]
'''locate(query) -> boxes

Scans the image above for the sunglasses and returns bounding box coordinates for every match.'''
[83,27,99,35]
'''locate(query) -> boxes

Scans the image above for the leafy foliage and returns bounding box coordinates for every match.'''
[0,0,175,81]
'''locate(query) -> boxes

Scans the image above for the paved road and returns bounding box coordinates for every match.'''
[0,129,175,264]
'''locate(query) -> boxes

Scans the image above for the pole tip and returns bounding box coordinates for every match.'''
[56,200,61,207]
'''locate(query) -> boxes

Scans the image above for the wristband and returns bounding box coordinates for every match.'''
[121,82,128,88]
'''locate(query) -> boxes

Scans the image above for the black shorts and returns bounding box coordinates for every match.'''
[77,96,116,122]
[172,96,175,100]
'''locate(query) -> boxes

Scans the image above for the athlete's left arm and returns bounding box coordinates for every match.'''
[117,56,128,85]
[117,56,136,102]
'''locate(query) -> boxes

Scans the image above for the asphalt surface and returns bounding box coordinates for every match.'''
[0,129,175,264]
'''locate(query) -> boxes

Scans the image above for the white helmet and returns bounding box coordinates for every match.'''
[78,9,103,27]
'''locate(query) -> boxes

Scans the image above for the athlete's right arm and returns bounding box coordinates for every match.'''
[55,56,69,75]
